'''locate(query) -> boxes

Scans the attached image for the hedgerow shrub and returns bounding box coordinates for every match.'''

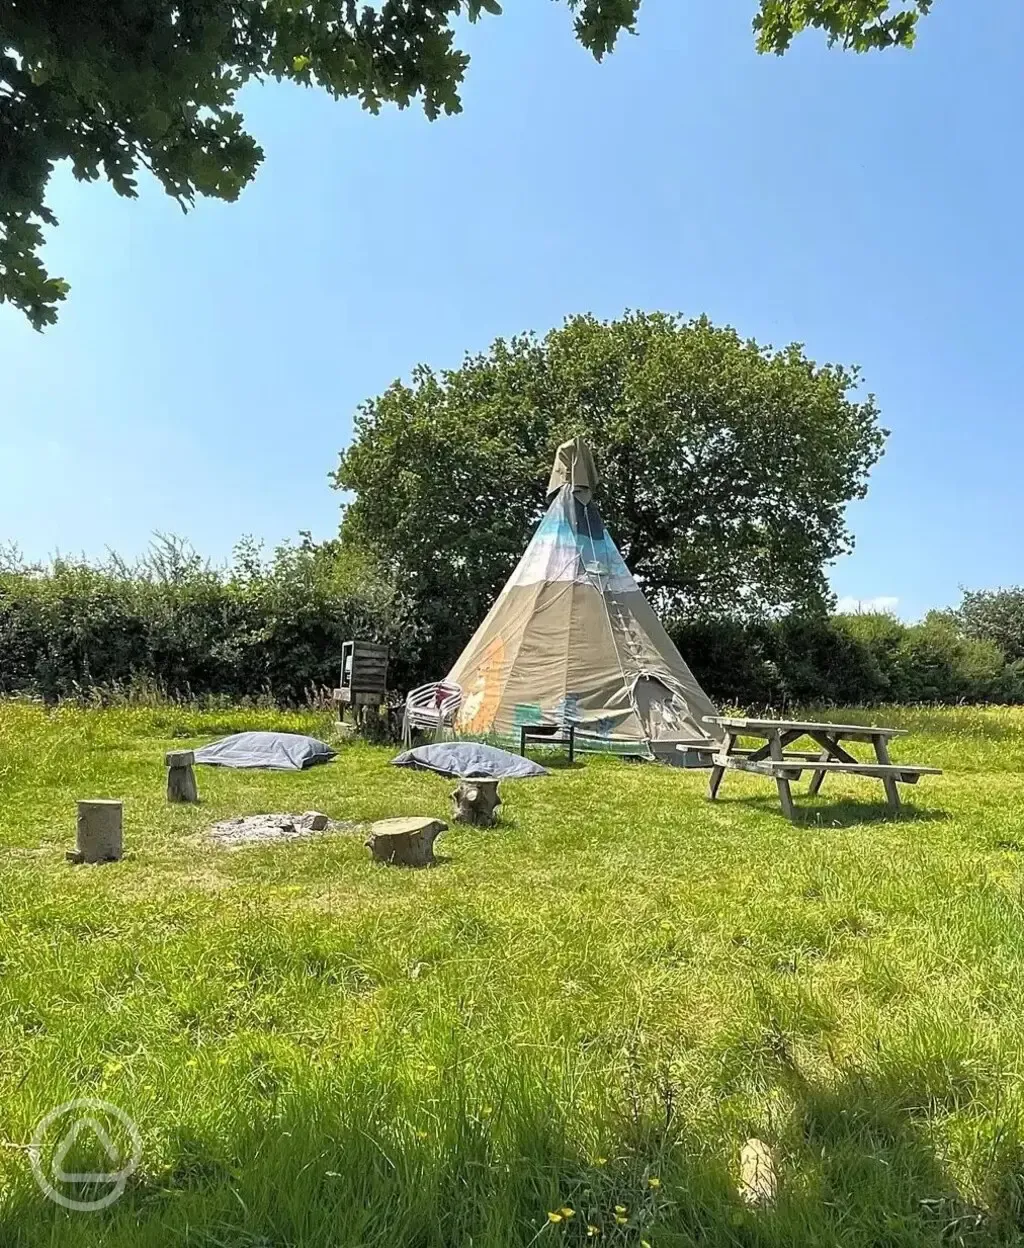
[0,537,421,704]
[672,610,1024,709]
[2,538,1021,708]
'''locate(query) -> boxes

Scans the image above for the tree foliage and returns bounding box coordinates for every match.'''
[334,311,886,672]
[956,587,1024,664]
[0,0,639,329]
[754,1,933,54]
[2,0,934,330]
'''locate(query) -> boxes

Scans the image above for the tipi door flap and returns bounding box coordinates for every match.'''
[629,672,700,741]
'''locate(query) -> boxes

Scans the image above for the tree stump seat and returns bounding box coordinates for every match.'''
[165,750,199,803]
[450,779,501,826]
[67,799,123,863]
[366,817,446,867]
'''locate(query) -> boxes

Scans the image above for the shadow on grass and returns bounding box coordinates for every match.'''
[728,794,950,829]
[1,1055,1015,1247]
[785,1064,991,1244]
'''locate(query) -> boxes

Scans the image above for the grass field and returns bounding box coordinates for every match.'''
[2,701,1024,1246]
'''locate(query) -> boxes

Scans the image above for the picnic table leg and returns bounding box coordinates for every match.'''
[806,730,858,799]
[520,726,527,757]
[808,747,831,797]
[568,724,575,765]
[873,736,902,814]
[768,731,797,822]
[707,732,733,801]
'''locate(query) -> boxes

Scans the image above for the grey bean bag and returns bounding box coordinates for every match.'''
[390,741,548,779]
[194,731,336,771]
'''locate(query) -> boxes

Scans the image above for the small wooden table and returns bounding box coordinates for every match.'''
[703,716,941,821]
[520,722,576,764]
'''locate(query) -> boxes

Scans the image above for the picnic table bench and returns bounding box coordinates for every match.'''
[695,716,942,821]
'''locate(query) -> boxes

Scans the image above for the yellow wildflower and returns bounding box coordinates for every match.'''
[547,1212,563,1225]
[593,1156,607,1166]
[560,1207,575,1219]
[614,1205,627,1215]
[615,1215,628,1226]
[648,1176,661,1189]
[587,1226,601,1238]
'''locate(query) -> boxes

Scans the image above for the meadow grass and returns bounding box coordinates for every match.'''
[1,700,1024,1246]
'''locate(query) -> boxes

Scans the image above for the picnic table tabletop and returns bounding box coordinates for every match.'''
[704,715,906,741]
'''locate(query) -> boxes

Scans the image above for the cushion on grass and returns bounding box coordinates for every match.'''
[194,731,336,771]
[390,741,548,779]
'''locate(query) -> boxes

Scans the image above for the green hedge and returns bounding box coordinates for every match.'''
[0,538,421,704]
[2,540,1022,708]
[671,611,1024,708]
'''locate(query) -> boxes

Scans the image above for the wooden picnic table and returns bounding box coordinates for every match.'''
[700,716,941,821]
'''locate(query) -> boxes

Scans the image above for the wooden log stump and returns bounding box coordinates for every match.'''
[68,799,123,864]
[165,750,198,803]
[366,817,446,867]
[450,779,501,827]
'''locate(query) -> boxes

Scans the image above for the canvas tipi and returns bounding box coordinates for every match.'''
[447,437,723,755]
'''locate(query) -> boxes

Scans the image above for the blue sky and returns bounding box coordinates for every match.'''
[1,0,1021,620]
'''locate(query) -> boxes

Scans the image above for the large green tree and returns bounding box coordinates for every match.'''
[3,1,933,330]
[334,311,887,671]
